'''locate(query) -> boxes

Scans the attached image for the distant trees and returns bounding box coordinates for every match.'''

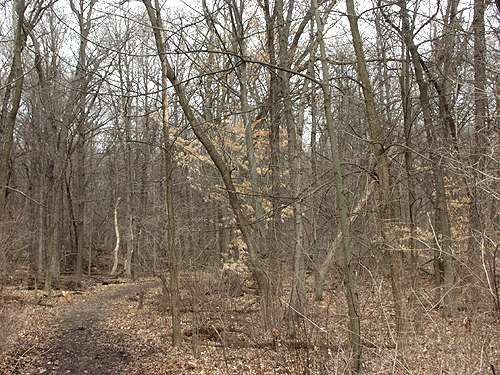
[0,0,55,278]
[0,0,26,278]
[0,0,498,371]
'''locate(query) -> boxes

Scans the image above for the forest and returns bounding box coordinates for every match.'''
[0,0,499,374]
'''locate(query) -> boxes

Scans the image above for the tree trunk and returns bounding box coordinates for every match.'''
[399,1,455,313]
[229,1,265,243]
[75,135,85,278]
[399,41,421,331]
[261,0,283,330]
[286,71,306,338]
[45,180,63,295]
[314,0,361,370]
[468,0,487,296]
[110,198,121,275]
[142,0,182,346]
[68,0,97,279]
[346,0,407,353]
[0,0,26,212]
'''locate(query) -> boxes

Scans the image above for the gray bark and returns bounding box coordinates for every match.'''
[399,1,455,313]
[347,0,407,354]
[142,0,182,346]
[0,0,26,213]
[314,0,361,369]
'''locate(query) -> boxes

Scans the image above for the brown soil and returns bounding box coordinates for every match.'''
[3,281,157,375]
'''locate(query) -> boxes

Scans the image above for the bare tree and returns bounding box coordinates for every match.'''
[314,0,361,369]
[346,0,407,351]
[398,0,456,312]
[142,0,182,346]
[0,0,26,215]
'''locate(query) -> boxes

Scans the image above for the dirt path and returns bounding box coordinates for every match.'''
[9,282,157,375]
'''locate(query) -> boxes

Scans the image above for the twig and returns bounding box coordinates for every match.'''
[1,186,45,207]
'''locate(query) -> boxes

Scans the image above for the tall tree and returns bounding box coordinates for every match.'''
[142,0,182,346]
[398,0,456,312]
[0,0,27,215]
[68,0,98,279]
[346,0,407,351]
[469,0,487,292]
[314,0,361,370]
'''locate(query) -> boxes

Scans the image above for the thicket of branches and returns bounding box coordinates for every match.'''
[0,0,498,371]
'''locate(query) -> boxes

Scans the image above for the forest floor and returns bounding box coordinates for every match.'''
[0,273,499,374]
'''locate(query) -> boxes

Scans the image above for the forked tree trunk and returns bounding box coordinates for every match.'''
[399,1,456,313]
[313,0,361,370]
[123,105,135,279]
[346,0,407,355]
[115,49,136,280]
[30,22,67,294]
[74,135,85,279]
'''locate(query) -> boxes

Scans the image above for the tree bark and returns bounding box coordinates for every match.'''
[0,0,26,213]
[286,68,306,337]
[261,0,283,330]
[142,0,182,346]
[228,0,265,243]
[399,1,455,313]
[468,0,487,294]
[69,0,97,279]
[314,0,361,370]
[110,198,121,276]
[346,0,407,352]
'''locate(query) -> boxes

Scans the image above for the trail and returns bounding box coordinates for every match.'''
[9,281,156,375]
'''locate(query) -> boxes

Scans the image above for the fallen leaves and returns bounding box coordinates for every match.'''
[1,275,499,374]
